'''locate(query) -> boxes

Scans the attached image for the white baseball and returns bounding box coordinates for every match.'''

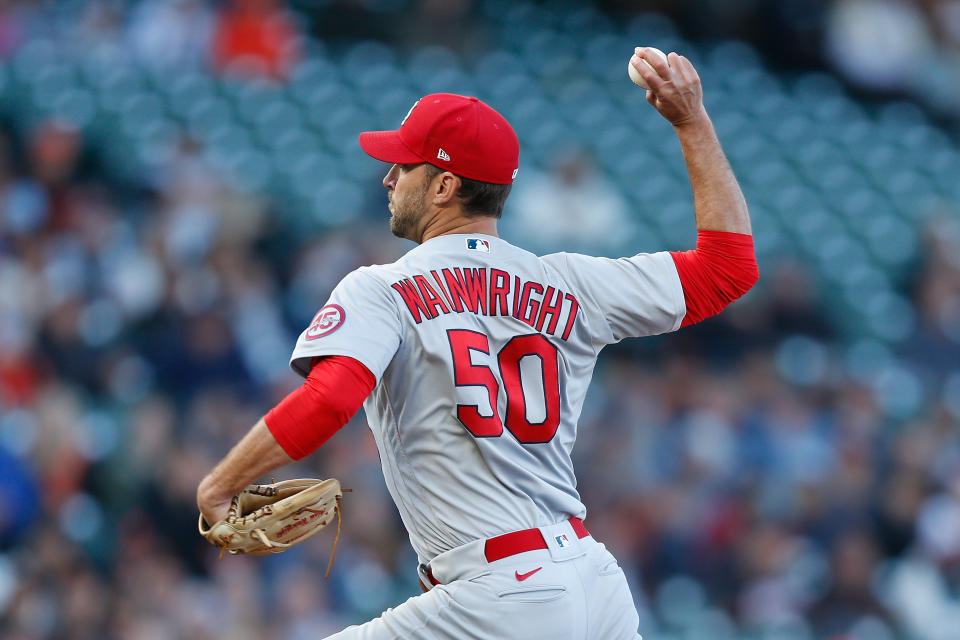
[628,47,669,90]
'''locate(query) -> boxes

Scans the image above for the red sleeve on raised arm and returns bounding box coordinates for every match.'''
[264,356,376,460]
[670,230,759,327]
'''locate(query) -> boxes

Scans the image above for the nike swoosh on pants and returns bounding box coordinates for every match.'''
[515,567,542,581]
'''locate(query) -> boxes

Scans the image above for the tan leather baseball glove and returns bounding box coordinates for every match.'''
[198,478,344,576]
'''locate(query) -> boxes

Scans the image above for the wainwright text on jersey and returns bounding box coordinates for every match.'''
[390,267,580,340]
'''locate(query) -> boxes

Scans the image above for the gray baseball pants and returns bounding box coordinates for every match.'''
[324,519,642,640]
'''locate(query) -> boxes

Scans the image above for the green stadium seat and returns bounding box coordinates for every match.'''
[204,122,254,160]
[94,67,146,115]
[307,177,365,226]
[228,83,283,126]
[415,68,477,99]
[316,104,375,151]
[625,12,681,42]
[581,34,630,83]
[340,144,381,181]
[117,93,167,139]
[266,127,319,159]
[252,101,303,141]
[300,83,358,131]
[474,50,528,87]
[27,63,79,114]
[184,96,235,140]
[287,57,341,104]
[133,119,179,169]
[224,149,274,194]
[351,64,404,94]
[46,88,96,130]
[286,151,340,195]
[11,39,61,83]
[366,86,420,129]
[562,5,614,37]
[165,72,217,117]
[483,71,542,108]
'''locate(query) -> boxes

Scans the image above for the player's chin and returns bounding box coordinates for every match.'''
[389,213,406,238]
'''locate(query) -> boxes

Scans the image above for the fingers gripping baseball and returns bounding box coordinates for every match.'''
[630,48,705,128]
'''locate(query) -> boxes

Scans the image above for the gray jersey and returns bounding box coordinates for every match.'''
[289,233,685,563]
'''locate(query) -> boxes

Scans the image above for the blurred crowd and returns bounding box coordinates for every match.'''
[0,0,304,79]
[824,0,960,117]
[600,0,960,120]
[0,0,958,117]
[0,2,959,640]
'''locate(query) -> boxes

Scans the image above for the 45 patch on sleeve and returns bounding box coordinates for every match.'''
[306,304,345,340]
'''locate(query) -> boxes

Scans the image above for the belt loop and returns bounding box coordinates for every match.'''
[570,517,589,539]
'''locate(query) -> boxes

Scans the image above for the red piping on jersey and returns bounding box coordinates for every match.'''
[670,230,759,327]
[265,356,375,460]
[484,518,590,562]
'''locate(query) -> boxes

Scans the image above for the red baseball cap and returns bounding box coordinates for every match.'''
[359,93,519,185]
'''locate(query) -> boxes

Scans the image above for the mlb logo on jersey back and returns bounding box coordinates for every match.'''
[305,304,345,340]
[466,238,490,253]
[555,534,571,548]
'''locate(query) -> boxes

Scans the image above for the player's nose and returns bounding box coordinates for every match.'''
[383,164,399,189]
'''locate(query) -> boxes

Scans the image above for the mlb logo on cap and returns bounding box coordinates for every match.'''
[466,238,490,253]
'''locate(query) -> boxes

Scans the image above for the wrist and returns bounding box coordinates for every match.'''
[197,474,234,509]
[197,475,235,525]
[672,107,711,132]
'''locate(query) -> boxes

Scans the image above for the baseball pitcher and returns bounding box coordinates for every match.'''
[197,49,758,639]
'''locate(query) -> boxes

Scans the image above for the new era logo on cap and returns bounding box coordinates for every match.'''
[358,93,520,185]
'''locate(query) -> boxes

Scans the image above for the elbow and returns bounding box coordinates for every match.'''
[726,240,759,301]
[740,255,759,297]
[673,233,758,327]
[711,250,758,304]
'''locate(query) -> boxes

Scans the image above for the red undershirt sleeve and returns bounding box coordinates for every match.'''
[264,355,376,460]
[670,230,759,327]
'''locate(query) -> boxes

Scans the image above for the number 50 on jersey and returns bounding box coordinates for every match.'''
[447,329,560,444]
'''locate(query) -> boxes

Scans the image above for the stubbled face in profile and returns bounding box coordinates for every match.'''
[385,164,432,241]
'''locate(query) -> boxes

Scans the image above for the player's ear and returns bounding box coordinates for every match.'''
[431,172,461,206]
